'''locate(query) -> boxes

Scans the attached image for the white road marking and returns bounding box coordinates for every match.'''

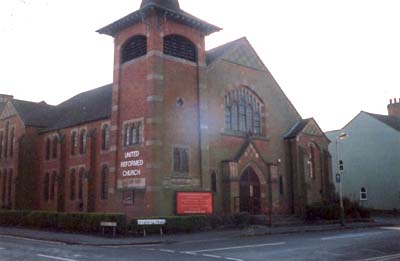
[360,253,400,261]
[0,247,4,250]
[225,258,244,261]
[321,232,382,241]
[202,254,222,258]
[159,249,175,253]
[0,235,65,245]
[36,254,77,261]
[186,242,286,253]
[181,251,197,255]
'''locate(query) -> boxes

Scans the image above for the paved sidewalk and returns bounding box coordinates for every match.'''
[0,219,393,247]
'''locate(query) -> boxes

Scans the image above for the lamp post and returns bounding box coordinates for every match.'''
[335,132,348,226]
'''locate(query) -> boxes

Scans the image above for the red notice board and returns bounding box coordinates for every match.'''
[176,192,213,215]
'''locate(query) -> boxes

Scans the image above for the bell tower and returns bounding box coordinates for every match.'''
[97,0,220,217]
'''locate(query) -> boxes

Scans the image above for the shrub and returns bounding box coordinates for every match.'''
[0,210,127,234]
[306,199,371,221]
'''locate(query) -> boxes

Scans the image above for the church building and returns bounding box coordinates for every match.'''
[0,0,333,218]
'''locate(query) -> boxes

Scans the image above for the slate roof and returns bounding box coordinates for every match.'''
[11,99,55,127]
[284,119,311,139]
[366,112,400,132]
[97,2,221,36]
[0,102,6,114]
[206,37,267,71]
[206,38,245,65]
[45,84,112,132]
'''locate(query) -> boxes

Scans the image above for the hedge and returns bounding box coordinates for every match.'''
[129,213,253,234]
[306,199,370,221]
[0,210,127,234]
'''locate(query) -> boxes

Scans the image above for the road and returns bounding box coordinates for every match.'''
[1,226,400,260]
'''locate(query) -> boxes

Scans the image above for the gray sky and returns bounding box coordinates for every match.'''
[1,0,399,131]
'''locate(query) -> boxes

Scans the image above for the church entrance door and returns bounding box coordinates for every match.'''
[239,167,261,214]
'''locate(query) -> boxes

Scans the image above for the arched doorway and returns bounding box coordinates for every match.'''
[239,167,261,214]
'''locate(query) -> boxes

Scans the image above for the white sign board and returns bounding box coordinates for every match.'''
[137,219,166,225]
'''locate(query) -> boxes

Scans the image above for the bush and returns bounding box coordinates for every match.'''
[0,210,127,234]
[306,199,371,221]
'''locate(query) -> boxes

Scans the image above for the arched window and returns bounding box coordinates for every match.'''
[211,172,217,193]
[78,168,84,200]
[4,122,9,158]
[52,136,58,159]
[101,166,109,200]
[9,128,14,157]
[360,187,367,201]
[7,169,12,207]
[80,130,87,154]
[102,124,110,150]
[164,35,197,62]
[45,137,51,160]
[309,144,316,179]
[50,171,56,200]
[70,169,76,200]
[2,170,6,204]
[124,122,143,146]
[44,172,50,201]
[173,147,189,173]
[224,88,262,134]
[121,35,147,64]
[71,131,78,155]
[0,132,3,159]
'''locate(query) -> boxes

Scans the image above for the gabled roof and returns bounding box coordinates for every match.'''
[206,37,267,71]
[284,118,330,142]
[97,3,221,37]
[11,99,55,127]
[365,112,400,132]
[284,119,311,139]
[45,84,112,132]
[0,102,6,115]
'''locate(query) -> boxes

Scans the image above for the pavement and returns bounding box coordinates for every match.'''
[0,216,396,247]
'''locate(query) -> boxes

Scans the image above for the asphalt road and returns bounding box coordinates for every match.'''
[1,226,400,261]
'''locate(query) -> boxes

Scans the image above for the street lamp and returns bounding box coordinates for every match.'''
[335,132,348,226]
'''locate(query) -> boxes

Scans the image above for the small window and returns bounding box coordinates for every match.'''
[173,147,189,173]
[2,170,6,203]
[71,132,78,155]
[80,130,87,154]
[360,187,367,201]
[9,128,14,157]
[7,169,12,207]
[102,124,110,150]
[52,136,58,159]
[4,122,9,158]
[70,170,76,200]
[279,176,284,195]
[211,172,217,193]
[124,122,143,146]
[78,168,84,200]
[101,166,109,200]
[164,35,197,62]
[0,132,3,159]
[45,138,51,160]
[44,172,50,201]
[121,35,147,64]
[50,171,56,200]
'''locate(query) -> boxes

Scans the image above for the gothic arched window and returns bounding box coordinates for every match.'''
[224,88,262,134]
[121,35,147,64]
[71,131,78,156]
[102,124,110,150]
[52,136,58,159]
[164,35,197,62]
[45,137,51,160]
[101,166,109,200]
[44,172,50,201]
[70,169,76,201]
[80,130,87,154]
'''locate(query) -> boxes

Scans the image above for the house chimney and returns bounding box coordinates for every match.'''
[0,94,13,103]
[388,97,400,116]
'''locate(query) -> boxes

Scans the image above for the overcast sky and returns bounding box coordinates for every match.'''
[1,0,399,131]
